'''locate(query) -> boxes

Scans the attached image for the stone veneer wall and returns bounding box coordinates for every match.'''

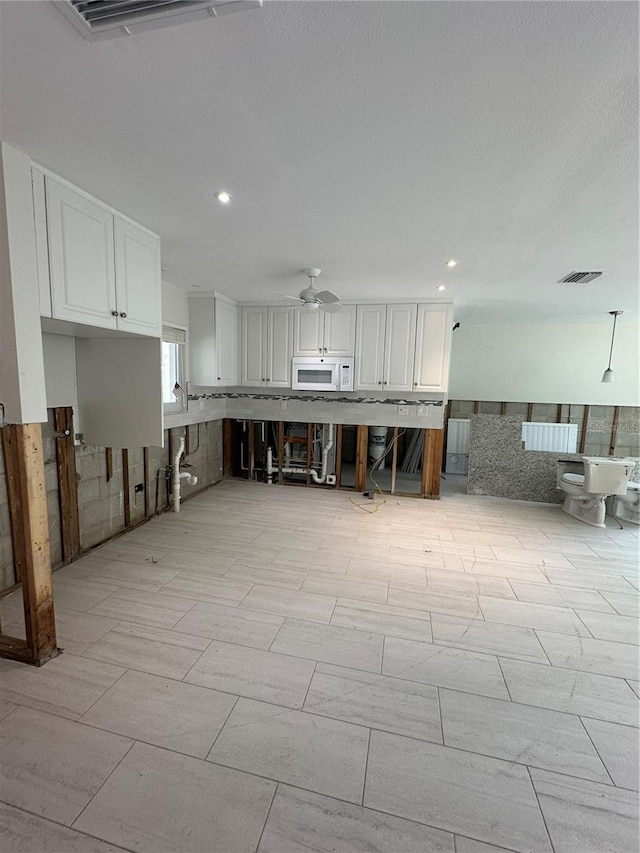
[0,416,224,591]
[466,414,640,503]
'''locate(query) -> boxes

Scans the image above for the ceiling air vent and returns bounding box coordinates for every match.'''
[57,0,263,41]
[558,271,603,284]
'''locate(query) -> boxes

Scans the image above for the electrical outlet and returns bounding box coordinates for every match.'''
[398,404,410,416]
[134,483,144,506]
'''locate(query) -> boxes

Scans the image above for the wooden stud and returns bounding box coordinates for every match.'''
[0,423,58,666]
[473,401,480,414]
[184,425,190,456]
[143,447,151,518]
[1,427,25,584]
[500,402,507,416]
[422,428,444,499]
[335,424,343,488]
[53,407,80,564]
[355,425,368,492]
[556,403,563,423]
[306,423,313,485]
[579,405,590,454]
[390,426,399,494]
[526,403,533,421]
[248,420,255,480]
[278,422,285,484]
[223,419,233,477]
[105,448,113,482]
[609,406,620,456]
[122,449,130,528]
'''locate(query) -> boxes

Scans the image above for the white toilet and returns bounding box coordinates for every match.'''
[558,456,633,528]
[611,481,640,526]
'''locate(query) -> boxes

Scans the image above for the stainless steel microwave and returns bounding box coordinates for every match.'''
[291,356,354,392]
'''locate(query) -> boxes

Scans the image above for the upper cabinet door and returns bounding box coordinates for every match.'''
[46,177,117,329]
[354,304,386,390]
[215,298,238,385]
[114,216,161,336]
[384,303,417,392]
[293,309,323,355]
[267,307,294,387]
[413,303,453,392]
[241,307,267,386]
[323,305,356,355]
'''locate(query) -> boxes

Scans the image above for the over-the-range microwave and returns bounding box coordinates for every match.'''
[291,356,354,392]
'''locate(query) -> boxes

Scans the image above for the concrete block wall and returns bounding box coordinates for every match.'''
[0,415,224,591]
[449,401,640,459]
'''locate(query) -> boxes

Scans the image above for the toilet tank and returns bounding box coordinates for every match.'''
[583,457,632,496]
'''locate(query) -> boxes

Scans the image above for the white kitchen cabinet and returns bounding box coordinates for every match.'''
[267,306,294,387]
[293,305,356,356]
[114,216,161,336]
[46,177,117,330]
[189,294,238,386]
[413,302,453,392]
[241,306,294,387]
[355,303,416,392]
[215,298,238,385]
[39,173,161,335]
[384,303,417,392]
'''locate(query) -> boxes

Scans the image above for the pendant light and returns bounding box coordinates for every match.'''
[601,310,623,383]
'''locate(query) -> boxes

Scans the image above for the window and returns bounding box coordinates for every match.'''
[162,326,187,414]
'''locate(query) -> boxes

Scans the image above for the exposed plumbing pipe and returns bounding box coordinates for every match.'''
[172,432,198,512]
[267,424,335,485]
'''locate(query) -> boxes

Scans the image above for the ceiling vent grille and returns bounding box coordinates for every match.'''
[558,271,603,284]
[57,0,263,41]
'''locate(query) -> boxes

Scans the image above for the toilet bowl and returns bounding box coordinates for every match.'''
[611,481,640,526]
[558,457,632,529]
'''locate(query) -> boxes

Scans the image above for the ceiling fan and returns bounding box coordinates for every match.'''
[282,268,341,312]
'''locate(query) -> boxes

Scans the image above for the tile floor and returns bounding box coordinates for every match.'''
[0,479,639,853]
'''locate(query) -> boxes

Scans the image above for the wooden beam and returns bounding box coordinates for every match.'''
[184,425,190,456]
[335,424,343,488]
[355,425,368,492]
[122,449,130,528]
[306,423,313,486]
[1,427,25,584]
[143,447,151,518]
[223,419,233,477]
[105,448,113,482]
[556,404,563,423]
[390,426,399,495]
[278,422,285,484]
[609,406,620,456]
[422,428,444,499]
[473,401,480,414]
[526,403,533,422]
[53,407,80,563]
[579,405,590,454]
[500,402,507,416]
[248,420,255,480]
[0,423,58,666]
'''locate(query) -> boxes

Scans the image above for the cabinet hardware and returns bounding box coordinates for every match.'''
[111,310,118,316]
[120,312,127,318]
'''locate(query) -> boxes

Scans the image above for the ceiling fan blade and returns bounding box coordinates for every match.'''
[278,292,303,302]
[320,302,342,313]
[316,290,339,304]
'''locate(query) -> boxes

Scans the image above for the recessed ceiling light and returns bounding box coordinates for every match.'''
[446,259,457,268]
[215,191,232,204]
[437,285,446,291]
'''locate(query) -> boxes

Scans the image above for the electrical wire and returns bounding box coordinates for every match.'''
[350,428,406,514]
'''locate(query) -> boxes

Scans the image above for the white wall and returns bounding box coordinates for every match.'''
[42,334,78,408]
[161,281,188,328]
[449,322,640,405]
[0,142,47,423]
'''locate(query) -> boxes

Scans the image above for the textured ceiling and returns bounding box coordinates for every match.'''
[0,0,637,323]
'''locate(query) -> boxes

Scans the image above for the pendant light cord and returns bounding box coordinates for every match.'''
[607,311,620,371]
